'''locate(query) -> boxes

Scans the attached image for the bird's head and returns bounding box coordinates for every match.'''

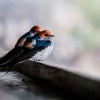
[29,25,43,34]
[39,30,54,39]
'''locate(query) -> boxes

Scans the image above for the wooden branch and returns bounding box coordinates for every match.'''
[15,60,100,99]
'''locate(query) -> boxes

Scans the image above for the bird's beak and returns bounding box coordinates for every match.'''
[49,35,54,37]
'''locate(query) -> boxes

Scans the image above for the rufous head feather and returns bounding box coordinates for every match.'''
[39,30,54,38]
[29,25,43,33]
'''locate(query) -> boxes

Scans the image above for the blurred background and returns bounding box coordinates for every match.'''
[0,0,100,79]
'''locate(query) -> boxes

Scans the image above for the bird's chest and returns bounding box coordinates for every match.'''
[29,42,54,61]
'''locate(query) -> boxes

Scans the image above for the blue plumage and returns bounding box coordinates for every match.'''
[25,34,52,48]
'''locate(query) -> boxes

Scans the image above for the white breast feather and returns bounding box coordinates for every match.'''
[29,41,54,61]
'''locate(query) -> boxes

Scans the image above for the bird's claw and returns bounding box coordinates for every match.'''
[22,78,26,82]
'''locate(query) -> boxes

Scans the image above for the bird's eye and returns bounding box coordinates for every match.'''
[45,34,49,36]
[33,30,36,32]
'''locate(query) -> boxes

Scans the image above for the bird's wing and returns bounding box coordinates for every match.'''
[1,47,46,67]
[0,47,23,67]
[0,34,35,67]
[15,32,30,47]
[1,39,52,67]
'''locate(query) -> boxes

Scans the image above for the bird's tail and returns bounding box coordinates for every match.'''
[0,49,24,78]
[0,48,23,67]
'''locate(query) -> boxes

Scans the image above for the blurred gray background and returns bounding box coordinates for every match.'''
[0,0,100,79]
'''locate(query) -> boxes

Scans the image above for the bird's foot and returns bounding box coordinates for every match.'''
[21,78,32,83]
[37,60,44,61]
[34,59,45,62]
[21,78,26,82]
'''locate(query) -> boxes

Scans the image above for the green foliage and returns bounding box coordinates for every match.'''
[78,0,100,28]
[73,0,100,49]
[71,28,97,49]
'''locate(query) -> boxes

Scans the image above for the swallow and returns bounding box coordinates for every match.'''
[0,30,54,68]
[0,25,43,67]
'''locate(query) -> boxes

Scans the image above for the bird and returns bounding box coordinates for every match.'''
[0,30,54,80]
[0,25,43,67]
[0,29,54,67]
